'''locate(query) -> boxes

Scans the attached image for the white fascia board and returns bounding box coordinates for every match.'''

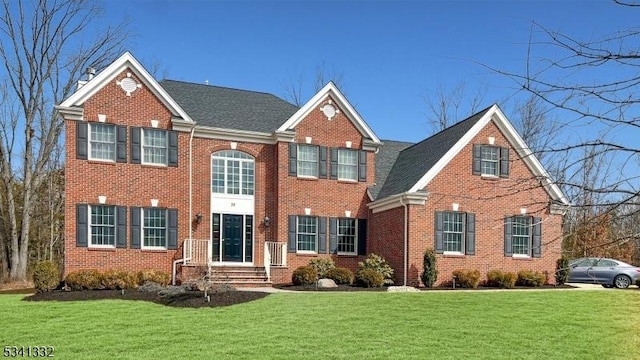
[59,52,193,123]
[277,82,381,145]
[54,105,84,121]
[172,121,277,144]
[368,192,428,214]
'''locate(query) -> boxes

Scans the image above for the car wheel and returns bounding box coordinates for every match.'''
[613,275,631,289]
[601,284,613,288]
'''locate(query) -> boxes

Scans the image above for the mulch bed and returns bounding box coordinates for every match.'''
[22,289,269,308]
[276,283,577,291]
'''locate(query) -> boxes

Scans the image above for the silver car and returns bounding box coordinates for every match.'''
[568,257,640,288]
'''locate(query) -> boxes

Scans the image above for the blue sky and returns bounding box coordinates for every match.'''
[103,1,637,144]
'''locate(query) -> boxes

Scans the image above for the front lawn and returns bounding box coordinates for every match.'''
[1,290,638,359]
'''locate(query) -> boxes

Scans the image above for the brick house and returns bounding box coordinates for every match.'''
[57,52,569,287]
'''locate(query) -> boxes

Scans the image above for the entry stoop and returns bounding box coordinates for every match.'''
[209,266,271,288]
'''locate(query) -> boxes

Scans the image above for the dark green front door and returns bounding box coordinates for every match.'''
[222,214,243,262]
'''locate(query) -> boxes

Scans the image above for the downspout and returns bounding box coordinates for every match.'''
[172,123,197,285]
[399,196,408,287]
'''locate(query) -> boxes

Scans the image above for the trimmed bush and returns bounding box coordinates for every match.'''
[101,270,138,290]
[516,270,546,287]
[555,256,570,285]
[325,267,354,285]
[357,253,394,285]
[452,269,481,289]
[137,269,170,287]
[33,261,60,293]
[421,248,438,288]
[65,269,103,290]
[356,268,384,288]
[309,258,335,278]
[485,270,516,289]
[292,266,317,286]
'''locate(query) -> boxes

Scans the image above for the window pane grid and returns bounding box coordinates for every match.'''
[512,217,530,255]
[338,218,357,254]
[338,150,357,180]
[297,216,317,252]
[212,158,225,193]
[143,129,167,164]
[90,205,115,246]
[443,212,463,252]
[297,146,318,177]
[144,208,166,248]
[481,146,498,176]
[227,160,240,194]
[242,162,254,195]
[90,124,116,160]
[211,151,255,195]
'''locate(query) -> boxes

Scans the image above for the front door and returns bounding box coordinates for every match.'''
[222,214,243,262]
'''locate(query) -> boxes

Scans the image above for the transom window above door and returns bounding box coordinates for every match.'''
[211,150,255,195]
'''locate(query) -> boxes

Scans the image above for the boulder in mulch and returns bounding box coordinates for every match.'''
[317,278,338,288]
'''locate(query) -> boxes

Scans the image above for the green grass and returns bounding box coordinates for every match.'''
[1,291,638,359]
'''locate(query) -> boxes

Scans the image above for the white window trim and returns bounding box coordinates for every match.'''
[443,211,465,254]
[480,145,499,177]
[296,216,318,254]
[88,123,116,163]
[511,216,532,257]
[337,149,358,182]
[337,218,358,255]
[211,151,255,196]
[141,208,168,250]
[297,145,318,179]
[141,128,168,166]
[88,204,116,248]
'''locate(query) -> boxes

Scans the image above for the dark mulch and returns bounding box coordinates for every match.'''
[276,284,388,292]
[22,289,269,308]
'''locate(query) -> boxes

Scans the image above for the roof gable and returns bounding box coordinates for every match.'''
[59,52,192,122]
[278,82,381,144]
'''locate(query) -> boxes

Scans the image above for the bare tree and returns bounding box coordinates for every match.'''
[0,0,127,281]
[281,62,346,106]
[510,94,561,163]
[424,81,486,134]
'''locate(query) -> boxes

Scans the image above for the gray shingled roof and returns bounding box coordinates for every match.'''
[160,80,299,132]
[374,106,492,200]
[369,140,414,200]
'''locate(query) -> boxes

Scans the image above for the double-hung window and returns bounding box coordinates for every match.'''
[211,150,255,195]
[443,212,464,253]
[511,216,530,256]
[90,205,116,247]
[143,208,167,249]
[297,216,317,252]
[473,144,509,177]
[505,216,541,257]
[297,145,319,178]
[337,149,358,181]
[337,218,357,254]
[143,129,168,165]
[435,211,475,255]
[89,124,116,161]
[481,146,499,176]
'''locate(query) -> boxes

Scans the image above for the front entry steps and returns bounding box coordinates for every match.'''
[206,266,270,288]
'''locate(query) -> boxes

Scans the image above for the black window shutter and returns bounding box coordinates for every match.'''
[465,212,476,255]
[131,127,141,164]
[76,122,88,160]
[318,217,327,253]
[504,216,513,256]
[168,209,178,249]
[329,218,338,254]
[130,207,141,249]
[76,204,88,247]
[116,206,127,248]
[435,211,444,254]
[287,215,296,252]
[288,143,297,176]
[532,217,542,258]
[472,144,482,175]
[168,131,178,167]
[116,126,127,162]
[357,219,367,256]
[500,147,509,177]
[358,150,367,182]
[318,146,328,179]
[330,148,338,179]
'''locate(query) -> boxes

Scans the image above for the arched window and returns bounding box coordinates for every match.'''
[211,150,255,195]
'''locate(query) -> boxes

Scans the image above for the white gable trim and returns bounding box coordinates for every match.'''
[58,52,193,123]
[277,82,381,145]
[407,105,569,205]
[367,192,428,214]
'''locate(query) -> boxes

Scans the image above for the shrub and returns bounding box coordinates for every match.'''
[355,268,384,288]
[516,270,546,287]
[309,258,335,278]
[421,248,438,288]
[357,253,394,285]
[555,256,570,285]
[33,261,60,293]
[325,267,354,285]
[485,270,516,289]
[292,266,317,286]
[137,269,170,287]
[65,269,103,290]
[101,270,138,290]
[452,269,481,289]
